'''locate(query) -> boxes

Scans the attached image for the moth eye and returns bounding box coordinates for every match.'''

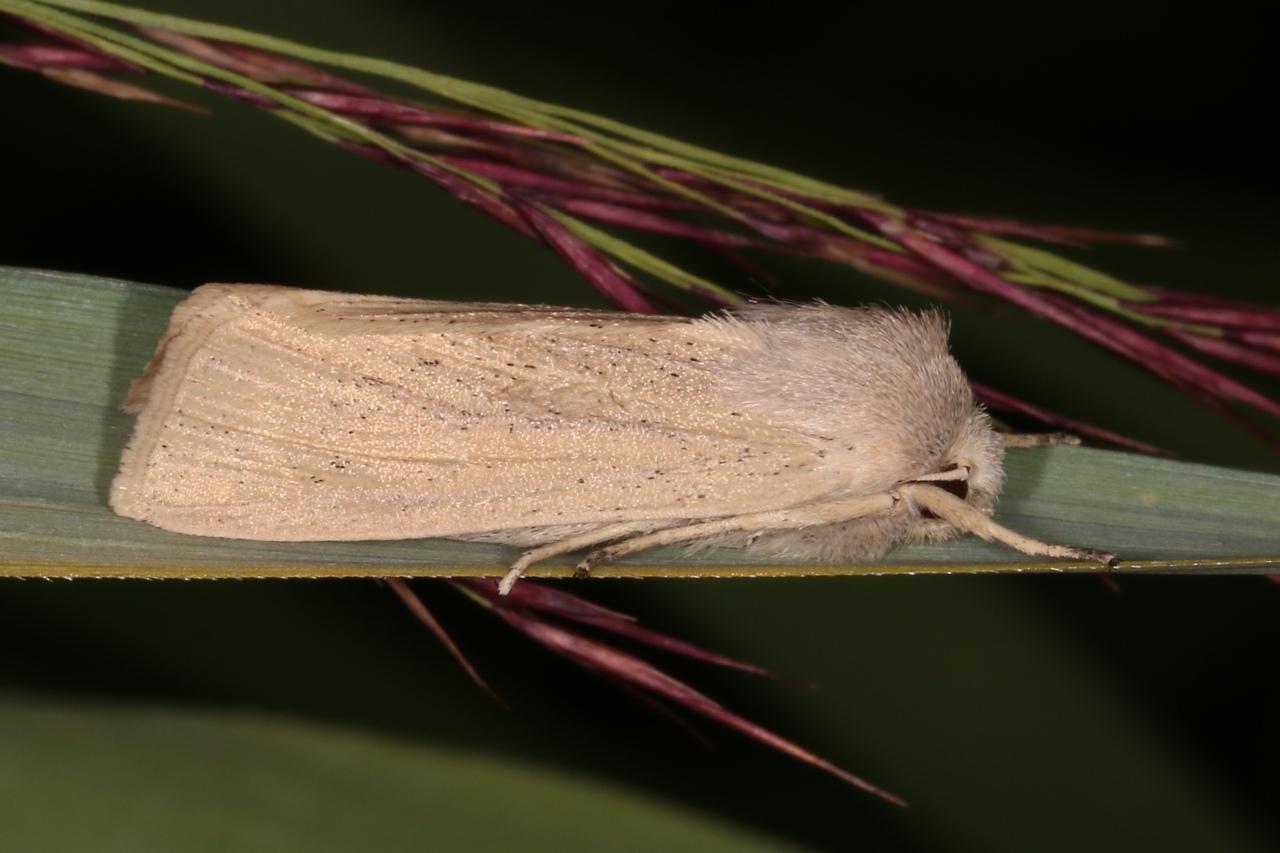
[932,464,971,501]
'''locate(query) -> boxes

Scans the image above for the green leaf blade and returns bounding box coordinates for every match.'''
[2,267,1277,579]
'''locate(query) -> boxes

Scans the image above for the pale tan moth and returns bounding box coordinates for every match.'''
[111,285,1115,593]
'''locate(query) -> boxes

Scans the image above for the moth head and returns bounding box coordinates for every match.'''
[909,412,1006,511]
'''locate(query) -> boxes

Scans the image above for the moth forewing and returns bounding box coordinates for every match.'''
[111,285,1114,590]
[111,285,838,539]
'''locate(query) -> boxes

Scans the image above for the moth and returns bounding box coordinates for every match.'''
[111,285,1115,593]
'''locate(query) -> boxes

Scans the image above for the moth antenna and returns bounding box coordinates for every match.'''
[1001,432,1081,448]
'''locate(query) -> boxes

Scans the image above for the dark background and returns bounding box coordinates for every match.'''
[3,2,1277,850]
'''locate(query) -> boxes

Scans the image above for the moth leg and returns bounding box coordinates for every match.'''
[498,521,669,595]
[580,492,902,571]
[903,483,1116,565]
